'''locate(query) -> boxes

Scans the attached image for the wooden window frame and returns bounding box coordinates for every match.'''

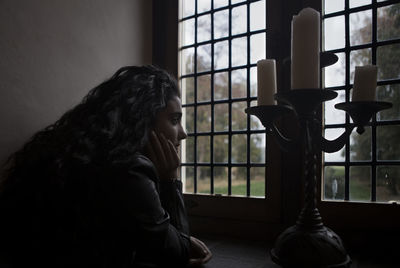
[153,0,400,240]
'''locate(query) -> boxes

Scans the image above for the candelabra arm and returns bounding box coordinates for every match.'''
[270,123,298,152]
[319,126,355,153]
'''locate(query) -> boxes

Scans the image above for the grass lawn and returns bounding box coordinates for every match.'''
[209,180,265,197]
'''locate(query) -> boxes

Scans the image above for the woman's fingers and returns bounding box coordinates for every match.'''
[189,236,212,265]
[188,257,204,266]
[158,133,171,161]
[145,142,159,169]
[147,131,182,180]
[150,131,167,169]
[167,140,180,169]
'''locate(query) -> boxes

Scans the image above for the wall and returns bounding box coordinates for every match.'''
[0,0,152,164]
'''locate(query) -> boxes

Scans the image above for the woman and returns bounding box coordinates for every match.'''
[0,66,211,267]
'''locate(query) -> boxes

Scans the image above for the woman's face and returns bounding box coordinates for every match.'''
[153,95,187,151]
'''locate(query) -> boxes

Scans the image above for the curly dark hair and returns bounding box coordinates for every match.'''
[0,65,181,265]
[0,64,180,193]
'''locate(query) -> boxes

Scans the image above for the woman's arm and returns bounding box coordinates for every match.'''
[145,131,212,266]
[111,159,190,267]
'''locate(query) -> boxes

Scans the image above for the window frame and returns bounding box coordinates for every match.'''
[153,0,400,239]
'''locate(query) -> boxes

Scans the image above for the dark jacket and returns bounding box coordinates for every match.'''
[0,154,190,268]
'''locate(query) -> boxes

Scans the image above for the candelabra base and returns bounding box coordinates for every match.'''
[270,224,351,268]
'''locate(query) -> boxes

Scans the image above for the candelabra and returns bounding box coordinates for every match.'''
[245,54,392,268]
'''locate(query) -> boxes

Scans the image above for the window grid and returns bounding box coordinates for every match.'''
[179,0,267,196]
[323,0,400,202]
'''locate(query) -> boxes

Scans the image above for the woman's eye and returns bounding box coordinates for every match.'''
[171,118,179,125]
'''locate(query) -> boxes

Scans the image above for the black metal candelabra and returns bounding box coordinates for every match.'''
[246,88,391,267]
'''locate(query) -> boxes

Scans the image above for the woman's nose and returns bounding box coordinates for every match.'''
[178,124,188,140]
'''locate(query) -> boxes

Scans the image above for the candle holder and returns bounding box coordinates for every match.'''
[335,101,392,134]
[245,90,392,268]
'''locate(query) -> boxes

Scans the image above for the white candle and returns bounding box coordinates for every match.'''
[352,65,378,101]
[257,59,277,105]
[291,7,320,89]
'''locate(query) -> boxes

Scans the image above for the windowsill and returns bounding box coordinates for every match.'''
[196,234,399,268]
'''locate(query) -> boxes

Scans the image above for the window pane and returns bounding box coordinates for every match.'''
[324,16,345,50]
[214,135,228,163]
[350,10,372,46]
[197,14,211,42]
[378,4,400,41]
[232,102,247,131]
[214,72,229,100]
[181,77,194,104]
[377,84,400,121]
[349,0,371,8]
[181,47,195,75]
[350,166,371,202]
[350,127,371,161]
[231,69,247,99]
[232,0,245,4]
[197,44,212,72]
[324,0,344,14]
[214,166,228,195]
[232,135,247,163]
[232,37,247,67]
[324,166,345,200]
[350,48,371,84]
[182,0,195,18]
[324,128,346,162]
[324,52,345,88]
[377,125,400,160]
[214,41,229,70]
[181,19,195,46]
[231,167,247,196]
[324,90,345,125]
[214,9,229,39]
[197,167,211,193]
[376,166,400,203]
[197,136,210,162]
[214,0,228,9]
[251,167,265,197]
[250,100,264,130]
[250,134,265,163]
[197,105,211,132]
[184,136,195,162]
[232,5,247,35]
[250,0,265,32]
[197,74,211,102]
[377,44,400,80]
[198,0,211,13]
[214,103,229,131]
[250,33,266,64]
[183,166,195,193]
[183,106,194,133]
[250,67,257,97]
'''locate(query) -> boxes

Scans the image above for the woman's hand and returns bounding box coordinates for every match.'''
[188,236,212,266]
[145,131,180,181]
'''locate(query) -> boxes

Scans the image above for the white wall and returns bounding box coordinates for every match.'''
[0,0,152,164]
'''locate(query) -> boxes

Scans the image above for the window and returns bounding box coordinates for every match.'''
[322,0,400,203]
[152,0,399,238]
[179,0,267,197]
